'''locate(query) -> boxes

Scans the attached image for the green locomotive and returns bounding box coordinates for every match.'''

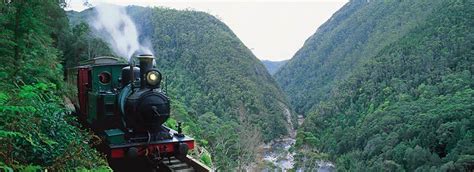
[67,54,194,170]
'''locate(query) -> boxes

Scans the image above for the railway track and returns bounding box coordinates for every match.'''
[159,155,211,172]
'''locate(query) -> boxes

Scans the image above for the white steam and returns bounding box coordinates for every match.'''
[90,4,152,61]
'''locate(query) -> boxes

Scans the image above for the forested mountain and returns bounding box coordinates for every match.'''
[68,6,294,170]
[262,60,288,75]
[275,0,450,115]
[275,0,473,171]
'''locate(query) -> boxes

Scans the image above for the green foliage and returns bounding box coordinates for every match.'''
[200,152,212,167]
[73,166,113,172]
[59,22,114,69]
[275,0,447,115]
[164,117,178,130]
[281,0,473,170]
[0,83,108,170]
[0,0,65,87]
[19,165,42,172]
[0,0,108,170]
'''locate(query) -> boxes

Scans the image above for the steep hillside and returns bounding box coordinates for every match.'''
[0,1,108,170]
[281,0,473,171]
[126,5,292,141]
[262,60,288,75]
[68,6,294,170]
[275,0,446,115]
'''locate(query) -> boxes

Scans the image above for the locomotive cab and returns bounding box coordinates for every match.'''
[66,56,128,129]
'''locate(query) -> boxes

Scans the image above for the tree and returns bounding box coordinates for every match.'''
[0,0,64,86]
[0,0,109,170]
[236,106,263,171]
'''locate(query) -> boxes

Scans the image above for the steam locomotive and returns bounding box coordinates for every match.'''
[67,54,194,170]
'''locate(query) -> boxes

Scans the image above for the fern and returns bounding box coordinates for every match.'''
[0,130,24,139]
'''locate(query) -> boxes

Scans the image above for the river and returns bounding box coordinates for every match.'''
[260,104,335,171]
[261,137,335,172]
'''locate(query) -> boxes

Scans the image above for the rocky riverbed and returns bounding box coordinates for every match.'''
[262,138,296,170]
[261,138,335,172]
[261,104,335,171]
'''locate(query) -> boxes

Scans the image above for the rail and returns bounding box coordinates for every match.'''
[160,155,211,172]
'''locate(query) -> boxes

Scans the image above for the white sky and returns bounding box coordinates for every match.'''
[66,0,348,61]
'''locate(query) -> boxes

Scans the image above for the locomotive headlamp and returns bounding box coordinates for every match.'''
[146,70,161,87]
[149,73,158,81]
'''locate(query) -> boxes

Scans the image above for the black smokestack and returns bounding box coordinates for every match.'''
[137,54,154,89]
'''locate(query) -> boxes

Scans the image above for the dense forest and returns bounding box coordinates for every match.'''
[0,1,294,170]
[262,60,288,75]
[276,0,449,116]
[276,0,473,171]
[0,1,109,170]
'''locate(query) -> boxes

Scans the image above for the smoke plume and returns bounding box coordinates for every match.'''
[90,4,152,62]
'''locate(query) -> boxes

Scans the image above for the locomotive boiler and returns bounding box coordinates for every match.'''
[67,54,194,170]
